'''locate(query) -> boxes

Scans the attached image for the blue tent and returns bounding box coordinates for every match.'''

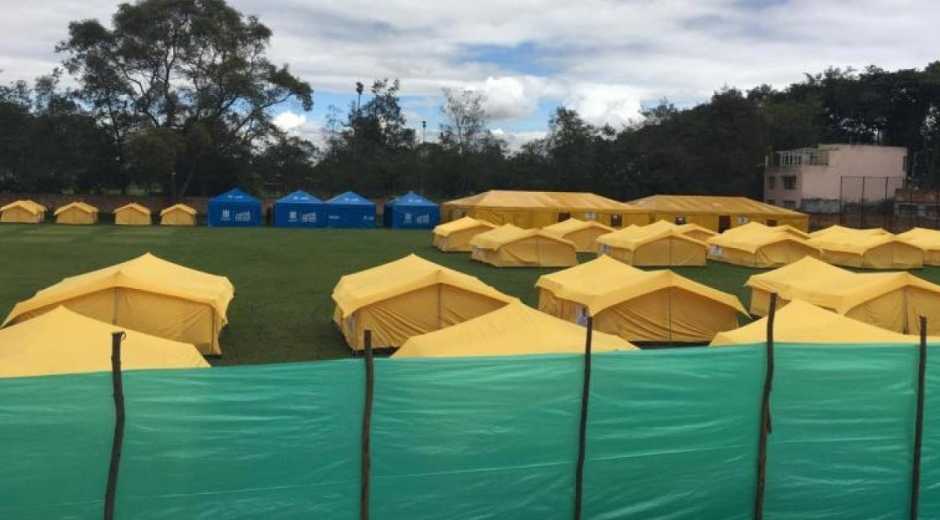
[273,191,326,228]
[384,191,440,229]
[207,188,262,227]
[326,191,376,229]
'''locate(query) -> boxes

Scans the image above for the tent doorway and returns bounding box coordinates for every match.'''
[718,215,731,233]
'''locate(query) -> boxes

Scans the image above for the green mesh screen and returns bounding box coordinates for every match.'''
[0,343,935,519]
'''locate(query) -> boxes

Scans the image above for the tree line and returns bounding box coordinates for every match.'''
[2,0,940,201]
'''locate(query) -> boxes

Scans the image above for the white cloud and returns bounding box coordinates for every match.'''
[4,0,940,134]
[491,128,547,151]
[273,111,307,131]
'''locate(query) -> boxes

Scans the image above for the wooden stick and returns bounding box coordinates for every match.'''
[104,331,126,520]
[361,330,374,520]
[574,317,594,520]
[911,316,927,520]
[754,293,777,520]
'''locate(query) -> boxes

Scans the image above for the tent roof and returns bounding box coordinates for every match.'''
[0,307,208,378]
[898,228,940,251]
[809,225,889,238]
[596,224,706,250]
[806,232,919,255]
[1,200,42,216]
[710,300,917,346]
[444,190,643,213]
[114,202,151,215]
[708,227,816,254]
[628,195,805,216]
[3,253,235,327]
[387,191,437,207]
[394,301,636,358]
[536,256,746,316]
[160,203,197,216]
[745,256,940,314]
[332,254,515,317]
[209,188,260,204]
[675,222,718,238]
[722,221,809,239]
[327,190,374,206]
[433,217,497,237]
[276,190,324,204]
[54,202,98,215]
[542,218,614,237]
[469,224,574,250]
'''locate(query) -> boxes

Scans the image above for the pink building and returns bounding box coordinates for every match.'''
[764,144,907,213]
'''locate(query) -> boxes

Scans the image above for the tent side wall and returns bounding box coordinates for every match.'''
[714,242,818,268]
[539,287,739,342]
[115,210,151,226]
[274,203,326,228]
[748,289,793,316]
[649,212,808,232]
[860,243,924,269]
[326,205,377,229]
[435,226,493,252]
[14,289,221,355]
[208,202,261,227]
[1,207,40,223]
[497,237,578,267]
[161,210,196,226]
[56,208,96,225]
[634,237,706,266]
[564,228,612,253]
[337,284,509,350]
[389,204,441,229]
[444,204,645,229]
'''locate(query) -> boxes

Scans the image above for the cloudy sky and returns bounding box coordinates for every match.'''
[2,0,939,146]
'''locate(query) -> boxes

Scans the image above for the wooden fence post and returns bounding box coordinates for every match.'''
[574,317,594,520]
[361,330,375,520]
[911,316,928,520]
[754,293,777,520]
[104,331,126,520]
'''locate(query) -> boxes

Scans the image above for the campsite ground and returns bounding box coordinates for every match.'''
[3,224,937,366]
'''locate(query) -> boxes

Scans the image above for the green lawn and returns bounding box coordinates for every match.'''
[3,224,939,366]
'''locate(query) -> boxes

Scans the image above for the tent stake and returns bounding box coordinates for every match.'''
[104,331,126,520]
[574,316,594,520]
[754,293,777,520]
[361,330,374,520]
[911,316,928,520]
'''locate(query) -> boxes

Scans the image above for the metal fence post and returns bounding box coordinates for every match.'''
[361,330,374,520]
[574,317,594,520]
[911,317,928,520]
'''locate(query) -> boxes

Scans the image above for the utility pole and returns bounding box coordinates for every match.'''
[355,82,364,115]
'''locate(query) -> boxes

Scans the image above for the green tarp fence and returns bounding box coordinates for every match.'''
[0,342,936,519]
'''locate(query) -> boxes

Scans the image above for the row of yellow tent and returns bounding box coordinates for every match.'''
[0,253,234,378]
[331,255,749,356]
[0,200,197,226]
[707,223,940,269]
[442,191,809,231]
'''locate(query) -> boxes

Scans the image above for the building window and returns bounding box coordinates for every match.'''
[610,214,623,227]
[898,204,917,217]
[767,176,776,190]
[675,216,687,225]
[783,176,796,190]
[766,199,775,206]
[783,200,796,209]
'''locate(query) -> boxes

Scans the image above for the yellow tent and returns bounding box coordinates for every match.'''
[331,255,515,350]
[537,256,746,342]
[54,202,98,225]
[746,256,940,335]
[595,224,707,266]
[707,226,819,268]
[3,253,234,355]
[809,225,889,238]
[432,216,497,252]
[394,301,636,358]
[807,233,923,269]
[897,228,940,266]
[675,223,718,242]
[541,218,615,252]
[722,221,809,240]
[114,203,152,226]
[629,195,809,232]
[0,306,209,378]
[442,190,648,229]
[470,224,578,267]
[0,200,43,223]
[711,300,922,346]
[160,203,198,226]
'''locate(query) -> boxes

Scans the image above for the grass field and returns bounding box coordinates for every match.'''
[4,223,940,366]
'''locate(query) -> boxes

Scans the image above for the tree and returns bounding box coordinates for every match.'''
[440,88,488,155]
[57,0,313,195]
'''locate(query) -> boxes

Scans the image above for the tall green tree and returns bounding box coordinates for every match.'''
[57,0,313,195]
